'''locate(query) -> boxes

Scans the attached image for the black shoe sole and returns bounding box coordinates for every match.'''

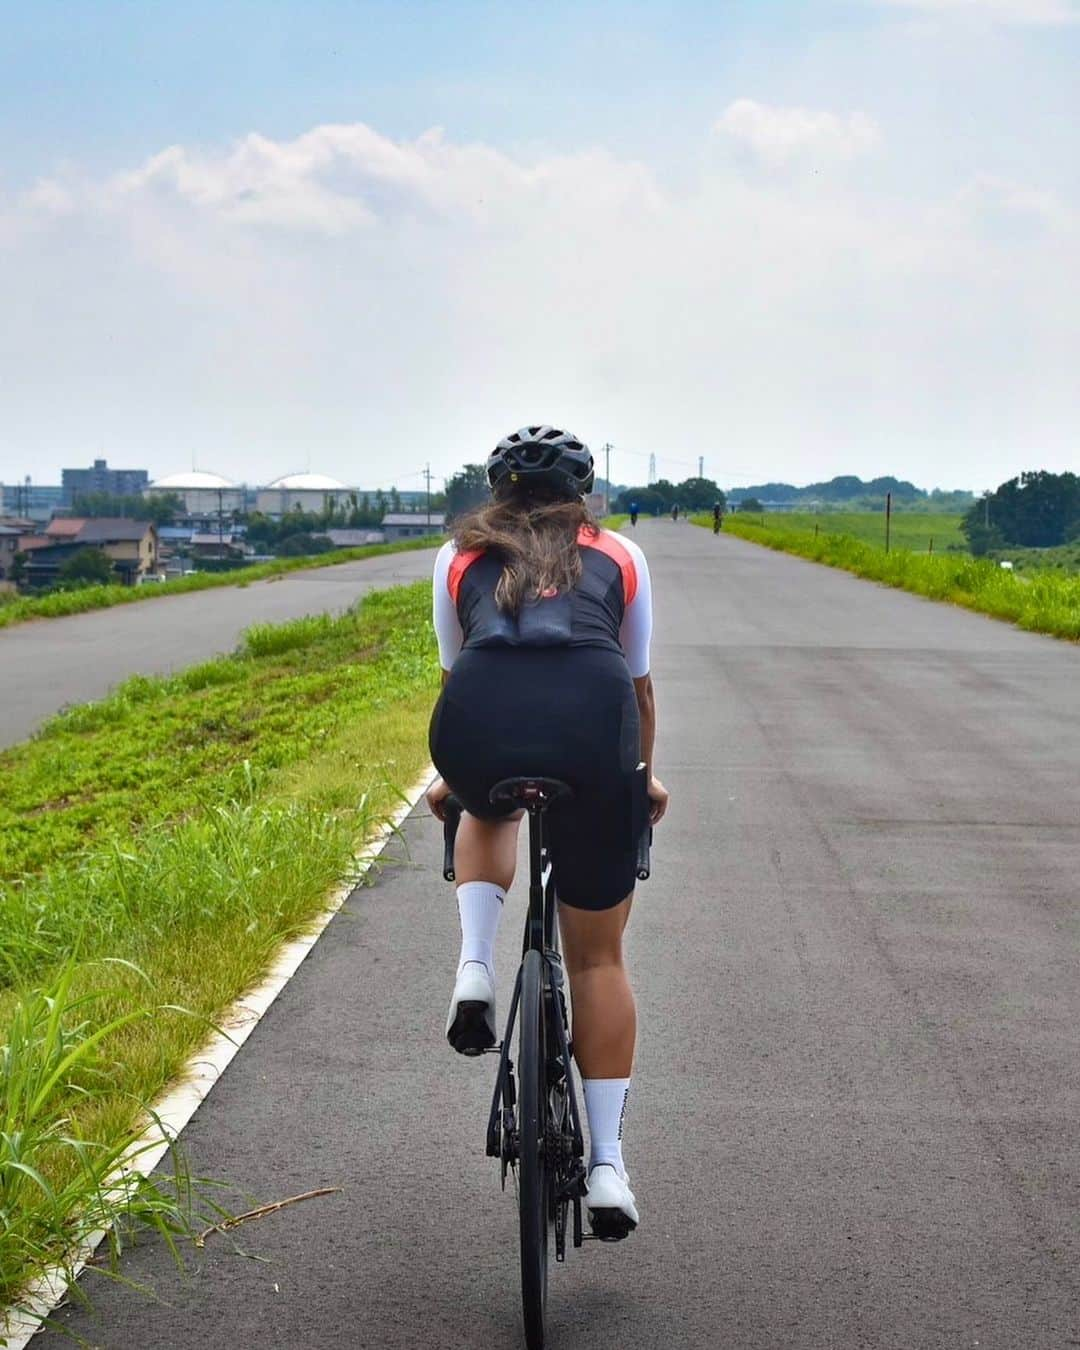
[447,1000,495,1056]
[588,1208,637,1242]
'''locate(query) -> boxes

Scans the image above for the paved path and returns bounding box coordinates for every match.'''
[0,549,437,748]
[41,521,1080,1349]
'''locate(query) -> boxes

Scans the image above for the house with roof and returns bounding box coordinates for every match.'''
[189,531,248,562]
[22,518,159,588]
[325,528,386,548]
[380,512,446,541]
[0,524,23,587]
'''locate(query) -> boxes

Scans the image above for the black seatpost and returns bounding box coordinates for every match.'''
[525,805,546,956]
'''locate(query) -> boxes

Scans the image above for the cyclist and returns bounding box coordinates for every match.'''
[712,501,723,534]
[427,425,668,1238]
[629,501,639,528]
[671,503,679,523]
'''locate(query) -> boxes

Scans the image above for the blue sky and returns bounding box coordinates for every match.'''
[2,0,1078,491]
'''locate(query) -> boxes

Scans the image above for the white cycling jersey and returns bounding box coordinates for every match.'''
[432,528,653,677]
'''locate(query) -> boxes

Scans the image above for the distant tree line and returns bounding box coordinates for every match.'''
[724,477,973,513]
[613,478,726,514]
[962,471,1080,555]
[244,487,448,554]
[72,491,185,524]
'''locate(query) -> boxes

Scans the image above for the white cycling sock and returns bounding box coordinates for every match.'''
[456,881,505,975]
[583,1077,630,1176]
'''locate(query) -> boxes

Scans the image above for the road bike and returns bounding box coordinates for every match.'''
[443,776,651,1350]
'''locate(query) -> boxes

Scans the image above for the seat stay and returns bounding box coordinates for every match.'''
[545,958,585,1163]
[486,961,524,1160]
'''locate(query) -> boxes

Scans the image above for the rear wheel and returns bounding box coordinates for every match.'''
[518,949,548,1349]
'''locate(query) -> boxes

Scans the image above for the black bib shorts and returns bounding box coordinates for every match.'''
[429,646,647,911]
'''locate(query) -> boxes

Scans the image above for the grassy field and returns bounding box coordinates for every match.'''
[0,581,440,1312]
[0,534,441,631]
[989,540,1080,575]
[722,510,966,553]
[699,513,1080,642]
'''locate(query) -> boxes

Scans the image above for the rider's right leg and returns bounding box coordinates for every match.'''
[454,809,521,892]
[558,895,640,1233]
[446,811,522,1053]
[557,895,636,1080]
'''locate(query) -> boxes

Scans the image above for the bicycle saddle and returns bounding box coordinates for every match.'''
[488,777,575,808]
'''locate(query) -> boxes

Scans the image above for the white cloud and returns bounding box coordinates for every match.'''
[58,123,661,237]
[2,118,1078,492]
[876,0,1080,25]
[948,173,1072,236]
[714,100,881,169]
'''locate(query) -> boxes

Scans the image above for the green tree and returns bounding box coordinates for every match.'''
[276,532,335,557]
[445,465,489,520]
[9,550,28,583]
[72,491,183,525]
[243,511,276,547]
[58,547,114,585]
[675,478,725,511]
[962,472,1080,549]
[739,497,764,514]
[613,485,666,515]
[963,520,1005,557]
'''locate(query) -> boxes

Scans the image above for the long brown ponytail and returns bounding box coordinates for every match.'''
[453,490,599,615]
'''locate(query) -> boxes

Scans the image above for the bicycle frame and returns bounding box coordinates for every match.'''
[489,797,588,1256]
[443,791,589,1255]
[442,778,652,1270]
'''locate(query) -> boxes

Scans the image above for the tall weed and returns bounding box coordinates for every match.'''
[0,963,197,1313]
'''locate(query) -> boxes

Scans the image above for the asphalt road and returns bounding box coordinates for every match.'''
[0,548,437,749]
[41,520,1080,1349]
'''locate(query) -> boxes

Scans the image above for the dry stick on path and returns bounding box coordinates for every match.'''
[194,1188,342,1248]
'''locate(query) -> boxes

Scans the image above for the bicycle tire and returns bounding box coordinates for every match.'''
[518,949,548,1349]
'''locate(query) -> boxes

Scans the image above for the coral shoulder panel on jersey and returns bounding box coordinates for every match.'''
[447,548,484,604]
[578,526,638,606]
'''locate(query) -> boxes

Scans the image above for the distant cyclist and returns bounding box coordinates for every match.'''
[427,425,669,1238]
[671,503,679,523]
[629,501,639,528]
[712,502,723,534]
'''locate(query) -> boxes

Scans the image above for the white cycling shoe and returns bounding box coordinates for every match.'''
[586,1164,638,1241]
[445,962,496,1056]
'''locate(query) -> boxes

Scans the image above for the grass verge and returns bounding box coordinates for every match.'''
[0,534,440,632]
[697,514,1080,642]
[0,580,439,1312]
[717,510,965,553]
[987,540,1080,576]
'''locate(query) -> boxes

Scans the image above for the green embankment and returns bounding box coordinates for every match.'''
[697,513,1080,642]
[726,510,965,553]
[988,541,1080,576]
[0,535,441,631]
[0,581,440,1310]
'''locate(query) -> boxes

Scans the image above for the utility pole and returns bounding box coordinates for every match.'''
[648,453,656,486]
[885,491,892,554]
[424,463,432,527]
[603,443,612,516]
[698,455,704,480]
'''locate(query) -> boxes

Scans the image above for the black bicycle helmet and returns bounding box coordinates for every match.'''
[487,425,594,499]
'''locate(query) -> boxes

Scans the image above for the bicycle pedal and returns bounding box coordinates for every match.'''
[482,1042,503,1055]
[587,1210,636,1243]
